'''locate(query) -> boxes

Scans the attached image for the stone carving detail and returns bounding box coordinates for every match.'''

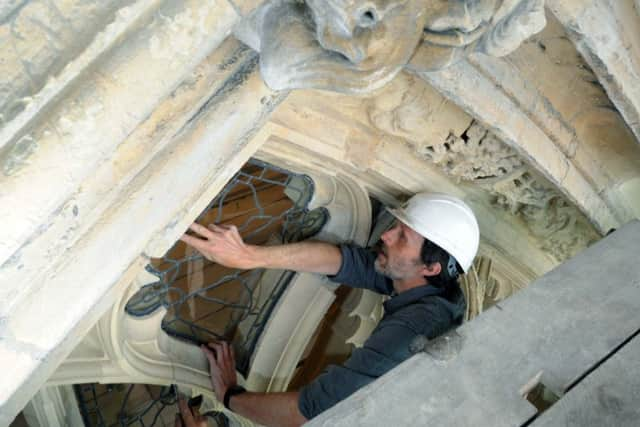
[437,124,599,262]
[484,169,601,262]
[445,125,601,262]
[367,83,600,262]
[234,0,546,93]
[419,122,525,181]
[454,126,601,261]
[460,254,533,321]
[365,73,471,146]
[366,77,525,181]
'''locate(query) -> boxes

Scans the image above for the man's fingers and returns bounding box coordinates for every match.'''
[177,397,195,424]
[188,223,214,239]
[174,414,183,427]
[212,343,225,365]
[207,224,229,233]
[201,345,218,367]
[201,346,216,361]
[189,404,202,418]
[222,342,232,363]
[201,344,214,356]
[180,234,208,252]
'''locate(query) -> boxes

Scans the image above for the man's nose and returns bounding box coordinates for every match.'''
[381,227,395,244]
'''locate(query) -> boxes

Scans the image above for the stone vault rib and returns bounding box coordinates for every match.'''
[547,0,640,145]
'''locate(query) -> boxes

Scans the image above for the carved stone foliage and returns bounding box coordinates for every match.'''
[366,77,601,262]
[420,122,525,181]
[470,132,600,261]
[452,126,601,262]
[484,169,601,262]
[234,0,546,93]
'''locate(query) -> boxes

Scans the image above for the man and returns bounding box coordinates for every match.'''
[177,192,479,427]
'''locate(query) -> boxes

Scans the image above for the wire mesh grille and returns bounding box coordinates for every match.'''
[74,384,228,427]
[76,159,327,426]
[125,158,328,373]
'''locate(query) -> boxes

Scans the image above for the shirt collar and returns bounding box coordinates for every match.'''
[383,284,444,314]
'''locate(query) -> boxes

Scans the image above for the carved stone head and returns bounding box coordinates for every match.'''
[305,0,428,85]
[234,0,546,94]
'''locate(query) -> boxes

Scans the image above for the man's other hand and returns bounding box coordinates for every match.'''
[175,396,207,427]
[201,341,238,402]
[180,223,259,269]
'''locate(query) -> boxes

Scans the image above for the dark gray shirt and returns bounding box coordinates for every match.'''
[298,245,465,419]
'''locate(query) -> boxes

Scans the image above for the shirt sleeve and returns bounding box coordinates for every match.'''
[327,244,393,295]
[298,302,454,419]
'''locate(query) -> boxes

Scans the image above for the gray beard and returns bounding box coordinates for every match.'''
[374,258,401,281]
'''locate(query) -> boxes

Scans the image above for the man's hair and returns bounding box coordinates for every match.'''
[420,239,465,305]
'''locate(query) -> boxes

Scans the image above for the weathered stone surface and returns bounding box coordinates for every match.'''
[364,73,600,263]
[418,59,619,235]
[0,0,239,314]
[0,0,134,129]
[532,334,640,427]
[0,33,286,423]
[235,0,546,93]
[308,220,640,426]
[497,12,640,223]
[2,0,640,423]
[547,0,640,145]
[461,252,535,321]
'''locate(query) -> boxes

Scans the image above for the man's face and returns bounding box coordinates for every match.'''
[374,220,426,280]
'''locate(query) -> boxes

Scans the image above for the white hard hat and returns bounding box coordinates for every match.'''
[387,192,480,273]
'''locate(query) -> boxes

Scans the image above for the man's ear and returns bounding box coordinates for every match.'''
[420,262,441,277]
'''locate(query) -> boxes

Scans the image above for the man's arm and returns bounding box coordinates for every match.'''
[180,223,341,275]
[202,342,307,427]
[228,392,307,427]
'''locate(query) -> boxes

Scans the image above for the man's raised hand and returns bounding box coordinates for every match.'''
[180,223,261,270]
[201,341,238,403]
[174,396,207,427]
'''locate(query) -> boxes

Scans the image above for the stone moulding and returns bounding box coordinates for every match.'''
[234,0,546,93]
[362,73,601,265]
[0,0,241,314]
[21,385,84,427]
[49,270,213,390]
[0,32,286,423]
[547,0,640,145]
[461,246,536,321]
[245,172,372,392]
